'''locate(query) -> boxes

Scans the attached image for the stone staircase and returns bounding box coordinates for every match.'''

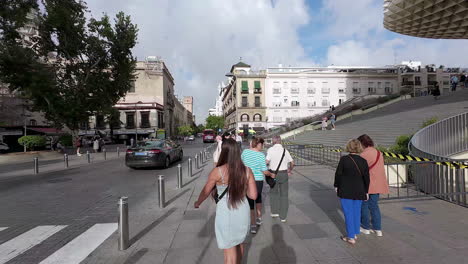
[288,89,468,147]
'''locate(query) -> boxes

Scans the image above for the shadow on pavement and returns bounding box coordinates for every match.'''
[195,214,216,264]
[123,248,149,264]
[259,224,296,264]
[165,189,191,207]
[182,176,199,188]
[129,208,177,245]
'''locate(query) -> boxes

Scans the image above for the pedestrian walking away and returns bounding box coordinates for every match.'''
[451,75,458,91]
[93,137,100,153]
[213,135,223,166]
[75,136,82,156]
[432,82,441,100]
[334,139,370,245]
[266,136,295,222]
[241,137,276,234]
[358,135,389,237]
[194,139,257,264]
[330,113,336,130]
[321,117,328,130]
[236,133,243,149]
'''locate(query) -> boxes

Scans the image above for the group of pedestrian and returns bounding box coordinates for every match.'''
[74,136,105,156]
[334,134,389,245]
[196,135,294,263]
[322,113,337,130]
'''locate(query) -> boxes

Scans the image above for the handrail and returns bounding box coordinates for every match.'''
[409,112,468,161]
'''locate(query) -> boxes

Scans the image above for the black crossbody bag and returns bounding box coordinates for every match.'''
[213,186,228,204]
[266,148,286,188]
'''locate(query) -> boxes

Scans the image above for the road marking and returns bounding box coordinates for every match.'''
[0,225,66,264]
[0,227,7,232]
[39,223,117,264]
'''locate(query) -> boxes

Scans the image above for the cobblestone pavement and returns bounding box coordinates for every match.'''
[0,140,212,264]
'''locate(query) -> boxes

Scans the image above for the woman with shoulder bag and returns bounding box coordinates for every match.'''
[194,139,257,264]
[334,139,370,245]
[358,134,389,237]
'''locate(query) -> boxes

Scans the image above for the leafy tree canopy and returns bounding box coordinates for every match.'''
[205,115,224,131]
[0,0,138,133]
[177,125,193,136]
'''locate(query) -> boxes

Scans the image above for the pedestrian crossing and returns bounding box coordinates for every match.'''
[0,223,117,264]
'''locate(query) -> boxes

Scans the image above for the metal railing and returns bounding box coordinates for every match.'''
[409,112,468,161]
[286,143,468,207]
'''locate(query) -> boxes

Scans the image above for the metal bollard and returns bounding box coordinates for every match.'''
[34,157,39,174]
[64,154,69,168]
[158,175,165,208]
[103,149,107,160]
[117,147,120,157]
[87,151,91,163]
[188,158,193,177]
[195,154,199,169]
[118,197,129,251]
[177,164,183,189]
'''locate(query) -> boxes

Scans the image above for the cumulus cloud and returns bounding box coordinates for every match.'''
[85,0,312,123]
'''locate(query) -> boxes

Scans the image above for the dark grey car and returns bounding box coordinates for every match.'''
[125,140,183,169]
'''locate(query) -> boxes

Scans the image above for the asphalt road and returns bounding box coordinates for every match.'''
[0,140,210,264]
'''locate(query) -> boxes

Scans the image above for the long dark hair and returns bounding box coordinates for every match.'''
[216,138,248,209]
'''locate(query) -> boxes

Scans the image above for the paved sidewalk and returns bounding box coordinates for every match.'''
[83,162,468,264]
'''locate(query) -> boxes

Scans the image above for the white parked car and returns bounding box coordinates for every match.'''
[0,142,9,153]
[187,135,195,141]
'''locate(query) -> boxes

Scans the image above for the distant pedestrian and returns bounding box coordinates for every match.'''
[330,113,336,130]
[235,133,243,148]
[241,137,276,234]
[460,74,466,88]
[321,117,328,130]
[451,75,458,91]
[331,105,336,111]
[93,138,99,153]
[334,139,370,245]
[358,135,389,237]
[266,136,294,222]
[432,82,441,100]
[194,139,257,264]
[75,136,82,156]
[213,135,223,166]
[464,73,468,88]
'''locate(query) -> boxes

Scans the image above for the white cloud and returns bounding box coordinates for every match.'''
[85,0,312,123]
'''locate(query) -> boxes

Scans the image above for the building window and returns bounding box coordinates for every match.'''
[157,111,164,128]
[129,81,136,93]
[415,76,421,86]
[291,87,300,94]
[240,114,249,122]
[254,81,261,93]
[140,111,150,128]
[377,82,382,89]
[321,82,330,94]
[96,115,105,129]
[338,88,345,93]
[254,96,261,107]
[29,119,37,126]
[273,88,281,94]
[273,102,281,107]
[241,96,248,107]
[307,101,316,107]
[241,81,248,93]
[352,82,360,94]
[339,98,343,104]
[322,99,329,107]
[307,87,315,94]
[273,116,282,122]
[253,114,262,122]
[291,101,300,107]
[126,112,135,129]
[368,82,376,94]
[283,81,288,88]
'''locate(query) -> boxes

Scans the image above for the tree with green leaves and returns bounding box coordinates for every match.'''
[177,125,193,137]
[0,0,138,135]
[205,115,224,131]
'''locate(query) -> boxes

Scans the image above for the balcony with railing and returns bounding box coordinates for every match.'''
[402,81,414,86]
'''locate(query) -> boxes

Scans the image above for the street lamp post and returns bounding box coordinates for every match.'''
[135,103,138,145]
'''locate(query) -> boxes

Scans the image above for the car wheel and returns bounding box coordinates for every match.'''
[164,157,170,168]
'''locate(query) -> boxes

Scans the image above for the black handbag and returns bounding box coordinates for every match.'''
[266,148,286,188]
[212,186,229,204]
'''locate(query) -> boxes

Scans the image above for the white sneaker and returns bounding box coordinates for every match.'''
[77,153,82,156]
[371,230,383,237]
[250,225,257,234]
[271,214,279,218]
[256,217,262,225]
[280,219,287,223]
[360,227,371,235]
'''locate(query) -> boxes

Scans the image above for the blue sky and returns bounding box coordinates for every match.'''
[87,0,468,123]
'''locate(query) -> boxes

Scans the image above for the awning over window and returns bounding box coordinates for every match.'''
[28,127,64,135]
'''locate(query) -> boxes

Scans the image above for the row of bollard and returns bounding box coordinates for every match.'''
[118,150,209,251]
[33,147,122,174]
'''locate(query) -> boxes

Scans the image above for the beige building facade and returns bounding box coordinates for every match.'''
[222,62,267,133]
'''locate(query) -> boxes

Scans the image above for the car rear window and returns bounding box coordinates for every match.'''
[138,141,164,148]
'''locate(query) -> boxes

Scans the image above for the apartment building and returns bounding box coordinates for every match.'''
[265,66,399,129]
[222,62,267,133]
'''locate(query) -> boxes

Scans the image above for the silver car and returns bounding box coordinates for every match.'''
[125,140,183,169]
